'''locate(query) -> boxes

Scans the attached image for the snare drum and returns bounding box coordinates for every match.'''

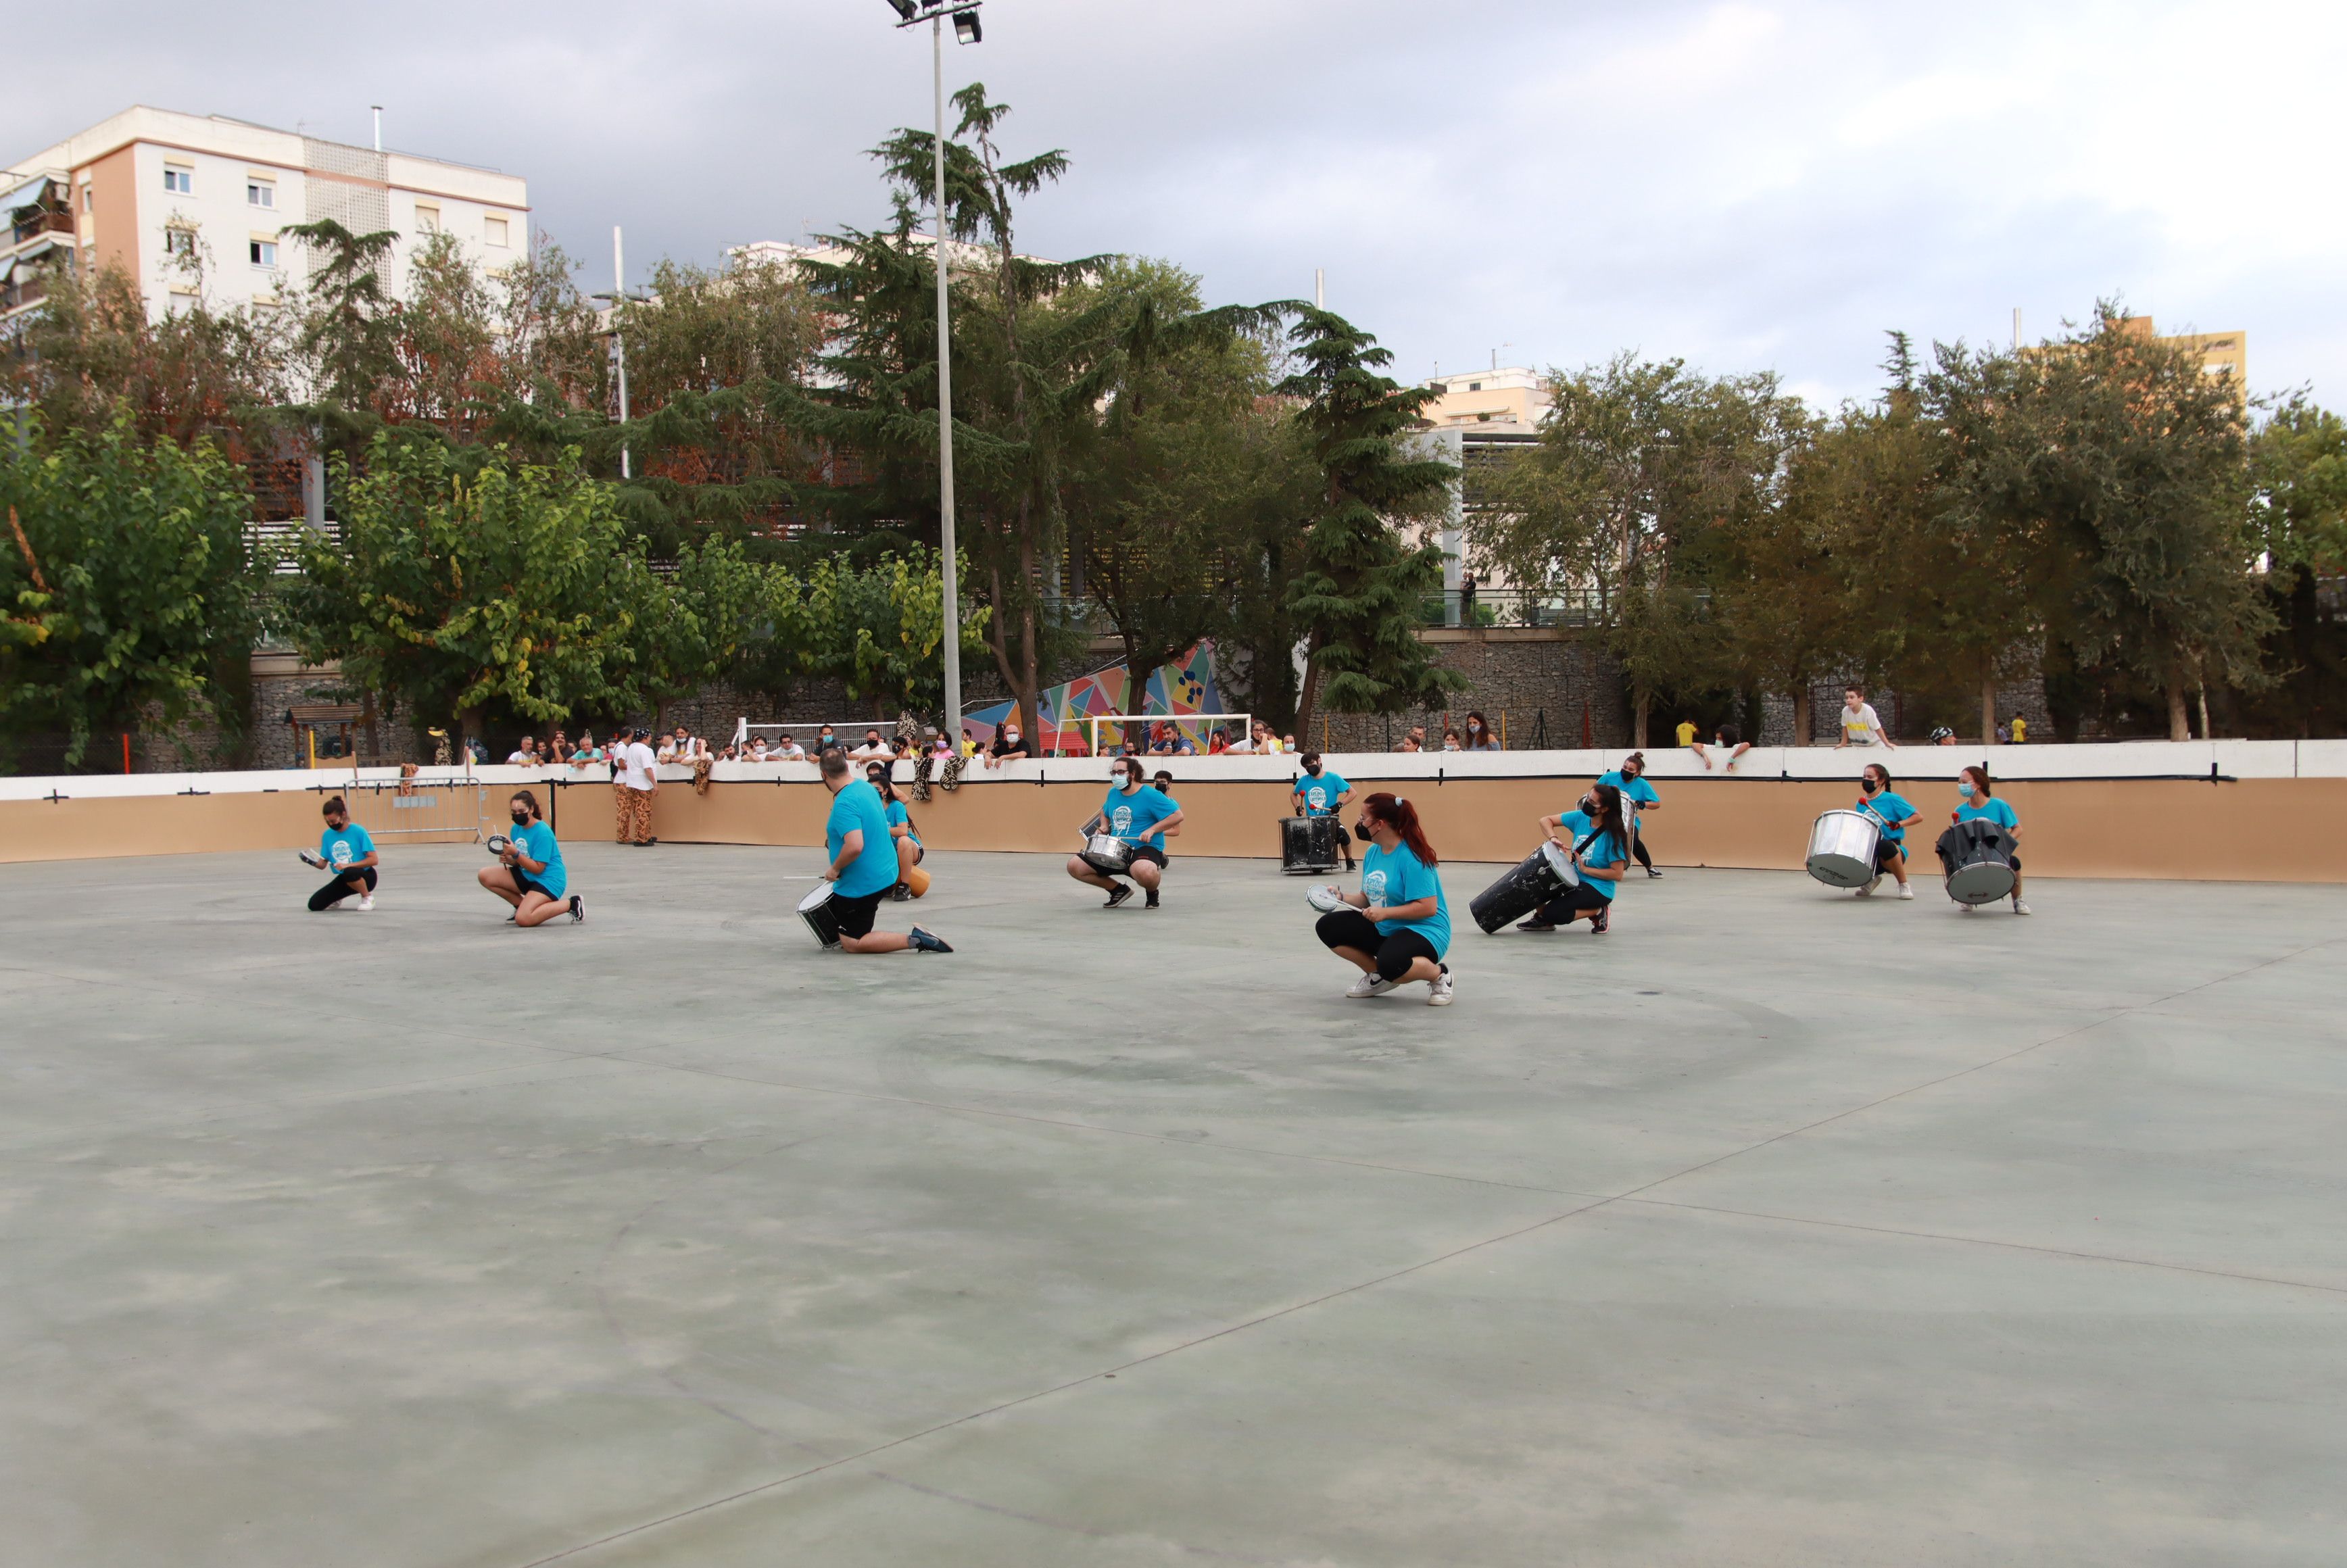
[1082,834,1135,876]
[1468,841,1577,934]
[1280,814,1341,874]
[1804,810,1881,889]
[1935,821,2016,905]
[485,833,512,857]
[1306,883,1349,914]
[797,881,844,948]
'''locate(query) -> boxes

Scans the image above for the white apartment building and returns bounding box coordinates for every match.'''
[1,105,529,326]
[1420,365,1550,428]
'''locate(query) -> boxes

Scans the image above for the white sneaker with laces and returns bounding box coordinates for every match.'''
[356,895,374,911]
[1345,973,1397,1000]
[2012,898,2032,915]
[1897,883,1914,900]
[1859,874,1881,897]
[1427,970,1455,1006]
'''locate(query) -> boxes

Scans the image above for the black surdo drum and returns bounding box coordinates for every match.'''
[1935,820,2016,905]
[1469,841,1578,934]
[1280,815,1340,874]
[798,881,844,948]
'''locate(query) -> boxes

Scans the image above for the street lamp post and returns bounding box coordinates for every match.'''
[885,0,982,744]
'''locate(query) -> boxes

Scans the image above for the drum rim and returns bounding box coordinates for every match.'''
[796,881,836,912]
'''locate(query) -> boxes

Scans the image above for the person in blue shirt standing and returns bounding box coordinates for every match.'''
[1290,751,1356,871]
[1599,752,1665,877]
[1954,764,2029,916]
[479,789,582,926]
[1852,762,1920,900]
[307,795,380,912]
[1313,791,1453,1004]
[819,750,952,952]
[1520,782,1631,933]
[1068,757,1184,909]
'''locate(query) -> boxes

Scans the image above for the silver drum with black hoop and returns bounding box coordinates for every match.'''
[1082,833,1135,876]
[1804,810,1882,889]
[798,881,843,948]
[1468,841,1578,934]
[1935,821,2016,905]
[1280,815,1340,874]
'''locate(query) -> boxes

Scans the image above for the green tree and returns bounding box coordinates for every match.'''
[0,416,264,767]
[2243,395,2347,734]
[781,546,991,720]
[631,536,786,727]
[1278,308,1462,735]
[281,220,403,443]
[282,437,658,750]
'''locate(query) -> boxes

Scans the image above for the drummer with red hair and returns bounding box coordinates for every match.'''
[1314,792,1455,1005]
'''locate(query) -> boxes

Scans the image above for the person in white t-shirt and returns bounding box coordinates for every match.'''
[621,727,660,846]
[775,734,807,761]
[506,737,539,766]
[1833,686,1896,750]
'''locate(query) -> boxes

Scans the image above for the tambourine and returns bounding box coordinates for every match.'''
[298,848,329,870]
[485,833,512,856]
[1306,884,1348,914]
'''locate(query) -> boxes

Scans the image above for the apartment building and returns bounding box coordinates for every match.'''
[2119,314,2247,391]
[1,105,529,326]
[1420,365,1551,428]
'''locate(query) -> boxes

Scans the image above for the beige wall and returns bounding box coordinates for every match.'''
[8,775,2346,885]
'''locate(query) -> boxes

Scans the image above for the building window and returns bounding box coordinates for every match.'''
[1468,382,1482,392]
[164,165,193,194]
[250,239,279,268]
[165,227,196,258]
[248,180,274,210]
[414,203,440,234]
[82,188,94,213]
[167,291,199,316]
[483,215,509,247]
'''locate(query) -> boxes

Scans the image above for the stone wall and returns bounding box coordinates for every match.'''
[1313,630,1632,754]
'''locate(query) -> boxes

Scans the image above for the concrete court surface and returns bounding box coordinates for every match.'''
[2,842,2344,1568]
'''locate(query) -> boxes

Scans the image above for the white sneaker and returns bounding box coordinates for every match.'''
[1427,970,1455,1006]
[356,895,374,911]
[2012,899,2032,916]
[1345,973,1397,999]
[1897,883,1914,900]
[1959,902,1975,914]
[1858,874,1881,897]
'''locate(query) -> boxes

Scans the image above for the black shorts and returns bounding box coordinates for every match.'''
[514,870,554,902]
[1315,907,1443,981]
[1128,845,1167,868]
[1533,883,1611,923]
[1874,837,1906,868]
[831,889,886,939]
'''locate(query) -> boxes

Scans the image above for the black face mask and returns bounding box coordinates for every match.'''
[1353,822,1376,843]
[510,809,529,825]
[1860,778,1879,794]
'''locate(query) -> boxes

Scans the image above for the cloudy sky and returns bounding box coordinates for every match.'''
[13,0,2341,410]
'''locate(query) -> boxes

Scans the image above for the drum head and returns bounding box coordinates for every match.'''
[485,833,511,855]
[797,881,835,914]
[1945,860,2016,905]
[1306,884,1347,914]
[1539,841,1578,887]
[1806,852,1874,889]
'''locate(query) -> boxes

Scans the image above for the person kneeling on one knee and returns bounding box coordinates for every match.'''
[817,748,952,953]
[1520,783,1630,933]
[479,790,582,926]
[308,795,380,911]
[1313,792,1455,1005]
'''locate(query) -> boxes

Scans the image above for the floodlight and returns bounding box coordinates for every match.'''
[880,0,917,18]
[953,7,982,44]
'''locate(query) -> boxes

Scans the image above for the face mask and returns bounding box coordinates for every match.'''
[1353,822,1376,843]
[511,809,529,825]
[1861,779,1879,794]
[1958,783,1976,800]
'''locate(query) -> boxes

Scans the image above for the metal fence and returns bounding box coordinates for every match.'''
[328,779,490,843]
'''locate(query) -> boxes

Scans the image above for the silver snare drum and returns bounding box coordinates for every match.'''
[798,881,843,948]
[1805,810,1882,889]
[1082,833,1135,876]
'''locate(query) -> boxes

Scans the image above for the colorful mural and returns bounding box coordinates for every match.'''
[963,642,1229,754]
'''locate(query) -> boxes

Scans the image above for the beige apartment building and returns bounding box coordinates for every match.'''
[1419,364,1551,428]
[1,105,529,326]
[2118,314,2247,391]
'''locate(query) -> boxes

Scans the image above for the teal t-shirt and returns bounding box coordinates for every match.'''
[1361,842,1451,957]
[1557,808,1627,902]
[510,819,566,898]
[1857,789,1917,843]
[1101,784,1178,852]
[1598,769,1661,810]
[1292,770,1350,816]
[319,822,374,871]
[885,798,919,846]
[1956,795,2020,834]
[826,779,898,897]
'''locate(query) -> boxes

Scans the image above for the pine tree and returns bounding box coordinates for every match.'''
[1279,309,1464,735]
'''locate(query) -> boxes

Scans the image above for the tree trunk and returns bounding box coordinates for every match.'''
[1632,689,1650,750]
[2165,668,2189,743]
[1793,687,1812,749]
[360,690,381,764]
[1292,634,1325,740]
[1981,670,1998,747]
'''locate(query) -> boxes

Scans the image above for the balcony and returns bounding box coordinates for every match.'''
[10,209,73,248]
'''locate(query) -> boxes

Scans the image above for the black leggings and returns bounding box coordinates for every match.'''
[1630,832,1653,871]
[1316,908,1442,981]
[309,866,377,911]
[1532,883,1610,924]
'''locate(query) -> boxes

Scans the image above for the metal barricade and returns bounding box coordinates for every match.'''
[331,779,489,843]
